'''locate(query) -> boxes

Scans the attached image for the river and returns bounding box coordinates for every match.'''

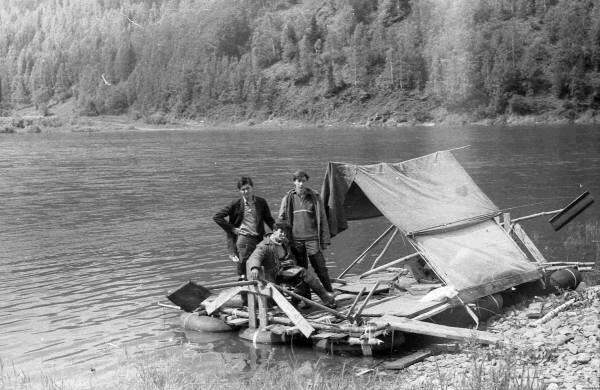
[1,124,598,383]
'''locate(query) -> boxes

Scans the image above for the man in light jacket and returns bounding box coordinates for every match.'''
[278,170,333,292]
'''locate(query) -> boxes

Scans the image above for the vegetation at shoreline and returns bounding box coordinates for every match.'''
[1,0,600,126]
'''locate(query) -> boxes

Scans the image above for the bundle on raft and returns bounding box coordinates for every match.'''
[163,150,594,357]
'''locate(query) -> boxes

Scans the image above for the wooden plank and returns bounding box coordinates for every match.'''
[526,302,544,319]
[383,350,433,370]
[373,315,502,345]
[248,287,257,328]
[257,288,269,328]
[513,223,547,264]
[268,283,315,338]
[503,212,512,232]
[205,287,243,315]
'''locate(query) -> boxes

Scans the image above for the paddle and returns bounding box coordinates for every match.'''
[549,191,594,231]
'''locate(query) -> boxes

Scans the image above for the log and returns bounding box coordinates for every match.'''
[531,298,576,327]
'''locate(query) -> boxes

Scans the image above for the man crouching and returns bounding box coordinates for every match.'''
[247,222,336,309]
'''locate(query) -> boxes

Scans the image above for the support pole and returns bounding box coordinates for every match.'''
[511,209,562,224]
[338,225,395,278]
[360,252,421,279]
[370,228,399,270]
[352,281,380,323]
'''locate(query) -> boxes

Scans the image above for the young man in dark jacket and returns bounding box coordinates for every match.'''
[247,222,336,308]
[213,176,275,280]
[278,170,333,292]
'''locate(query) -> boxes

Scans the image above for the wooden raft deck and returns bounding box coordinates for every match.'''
[193,268,502,354]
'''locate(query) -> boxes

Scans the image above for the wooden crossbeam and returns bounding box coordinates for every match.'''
[267,283,315,338]
[205,287,243,315]
[513,223,547,264]
[372,315,502,345]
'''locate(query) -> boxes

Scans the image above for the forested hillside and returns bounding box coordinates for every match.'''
[1,0,600,125]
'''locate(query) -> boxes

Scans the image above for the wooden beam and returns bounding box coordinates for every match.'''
[257,286,269,328]
[369,228,399,270]
[372,315,502,345]
[338,224,395,278]
[205,287,243,315]
[511,209,562,224]
[203,280,257,290]
[513,223,547,264]
[359,252,421,279]
[383,350,433,370]
[267,283,315,338]
[248,287,257,328]
[352,281,380,322]
[503,212,512,233]
[268,282,349,321]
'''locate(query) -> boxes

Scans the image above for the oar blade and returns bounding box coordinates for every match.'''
[167,281,211,312]
[549,191,594,231]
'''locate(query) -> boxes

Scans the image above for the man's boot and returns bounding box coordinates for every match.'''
[307,278,336,309]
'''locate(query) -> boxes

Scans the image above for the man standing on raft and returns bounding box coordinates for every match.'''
[278,170,333,292]
[214,176,275,281]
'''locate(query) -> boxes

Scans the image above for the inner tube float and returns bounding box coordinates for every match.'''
[180,312,237,332]
[238,327,287,344]
[549,267,582,290]
[470,293,504,321]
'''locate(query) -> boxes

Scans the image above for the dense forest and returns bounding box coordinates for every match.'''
[1,0,600,125]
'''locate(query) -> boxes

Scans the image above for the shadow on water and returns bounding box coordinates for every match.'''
[0,125,598,380]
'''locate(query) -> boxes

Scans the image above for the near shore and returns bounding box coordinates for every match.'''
[2,97,600,135]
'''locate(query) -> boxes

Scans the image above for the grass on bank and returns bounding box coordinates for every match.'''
[1,341,548,390]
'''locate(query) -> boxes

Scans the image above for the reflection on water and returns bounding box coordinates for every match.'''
[0,125,598,378]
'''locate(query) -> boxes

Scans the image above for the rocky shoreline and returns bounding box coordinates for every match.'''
[388,286,600,390]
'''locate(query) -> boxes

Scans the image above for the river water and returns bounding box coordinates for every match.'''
[1,124,598,382]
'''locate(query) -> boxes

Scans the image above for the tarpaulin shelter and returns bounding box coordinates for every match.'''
[321,151,542,303]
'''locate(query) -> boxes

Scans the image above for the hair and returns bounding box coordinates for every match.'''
[237,176,254,189]
[274,221,292,237]
[292,170,309,181]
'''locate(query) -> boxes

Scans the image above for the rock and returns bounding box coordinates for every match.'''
[576,353,591,364]
[546,383,559,390]
[567,344,579,354]
[575,282,587,292]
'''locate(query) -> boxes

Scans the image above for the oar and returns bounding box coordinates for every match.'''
[549,191,594,231]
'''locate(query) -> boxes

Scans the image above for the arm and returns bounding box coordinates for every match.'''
[278,194,288,222]
[247,244,266,280]
[213,201,236,234]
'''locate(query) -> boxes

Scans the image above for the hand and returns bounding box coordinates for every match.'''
[229,254,240,263]
[321,243,329,251]
[232,228,240,235]
[250,268,260,280]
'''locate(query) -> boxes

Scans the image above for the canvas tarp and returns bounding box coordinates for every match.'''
[321,151,542,302]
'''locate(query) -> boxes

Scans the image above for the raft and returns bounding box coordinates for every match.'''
[164,152,594,357]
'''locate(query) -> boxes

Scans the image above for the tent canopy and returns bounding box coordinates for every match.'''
[321,151,541,302]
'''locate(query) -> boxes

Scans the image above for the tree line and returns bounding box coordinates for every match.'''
[1,0,599,121]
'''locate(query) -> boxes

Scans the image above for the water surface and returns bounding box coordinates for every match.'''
[1,124,598,379]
